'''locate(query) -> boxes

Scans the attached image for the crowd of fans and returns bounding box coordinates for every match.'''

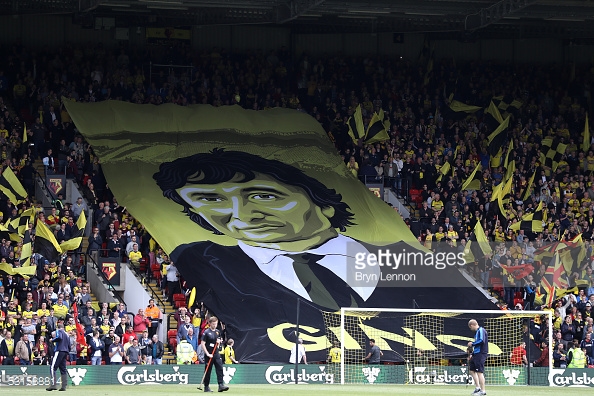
[0,39,593,366]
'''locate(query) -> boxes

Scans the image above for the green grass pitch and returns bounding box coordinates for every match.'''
[4,384,584,395]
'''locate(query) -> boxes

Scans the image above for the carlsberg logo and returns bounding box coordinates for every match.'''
[551,369,594,387]
[117,366,189,385]
[265,366,334,384]
[409,366,471,384]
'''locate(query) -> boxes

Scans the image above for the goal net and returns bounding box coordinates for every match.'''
[321,308,552,386]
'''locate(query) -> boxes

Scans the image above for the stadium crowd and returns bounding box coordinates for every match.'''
[0,40,593,366]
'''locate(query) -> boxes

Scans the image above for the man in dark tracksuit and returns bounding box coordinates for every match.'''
[47,323,70,391]
[200,316,228,393]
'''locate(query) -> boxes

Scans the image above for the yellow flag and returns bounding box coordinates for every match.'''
[461,163,482,191]
[490,147,502,168]
[59,211,87,252]
[504,140,514,169]
[523,170,536,201]
[474,220,492,256]
[505,160,515,181]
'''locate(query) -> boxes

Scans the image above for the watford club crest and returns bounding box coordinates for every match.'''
[49,177,63,195]
[102,262,117,280]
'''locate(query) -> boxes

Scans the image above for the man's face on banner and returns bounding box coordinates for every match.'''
[177,172,335,244]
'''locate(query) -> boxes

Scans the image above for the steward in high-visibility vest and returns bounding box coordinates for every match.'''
[567,341,586,368]
[176,340,195,365]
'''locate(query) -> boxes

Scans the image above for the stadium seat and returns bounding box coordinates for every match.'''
[139,258,148,272]
[173,293,186,302]
[489,277,503,297]
[175,300,186,308]
[168,329,178,354]
[152,270,161,282]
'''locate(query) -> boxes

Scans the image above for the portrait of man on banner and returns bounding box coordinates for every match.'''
[63,100,495,363]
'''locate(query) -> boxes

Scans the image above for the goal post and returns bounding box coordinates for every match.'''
[322,308,553,386]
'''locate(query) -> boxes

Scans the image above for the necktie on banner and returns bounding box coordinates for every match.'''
[289,253,359,311]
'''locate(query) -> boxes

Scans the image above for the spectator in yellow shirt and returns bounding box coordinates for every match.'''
[224,339,239,364]
[128,243,143,267]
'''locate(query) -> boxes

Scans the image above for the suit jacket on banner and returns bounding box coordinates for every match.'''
[172,239,495,363]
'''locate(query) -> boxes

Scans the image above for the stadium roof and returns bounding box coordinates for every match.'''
[5,0,594,38]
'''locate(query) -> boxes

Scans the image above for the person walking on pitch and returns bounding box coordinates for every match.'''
[200,316,228,393]
[47,323,71,391]
[468,319,488,396]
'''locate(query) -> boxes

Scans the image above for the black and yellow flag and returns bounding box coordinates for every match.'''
[503,140,514,169]
[347,105,365,144]
[423,43,435,87]
[0,167,27,204]
[556,286,579,299]
[523,170,536,201]
[505,159,515,181]
[582,113,592,155]
[461,163,482,191]
[540,138,567,171]
[5,207,35,241]
[20,226,32,266]
[364,109,390,144]
[436,161,450,183]
[483,101,504,133]
[449,100,482,114]
[34,221,63,264]
[487,115,510,156]
[464,220,492,264]
[559,233,587,274]
[59,211,86,252]
[492,95,522,117]
[509,202,546,233]
[492,174,513,218]
[490,146,503,168]
[23,123,27,144]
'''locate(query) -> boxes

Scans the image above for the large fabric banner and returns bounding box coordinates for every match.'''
[64,101,495,363]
